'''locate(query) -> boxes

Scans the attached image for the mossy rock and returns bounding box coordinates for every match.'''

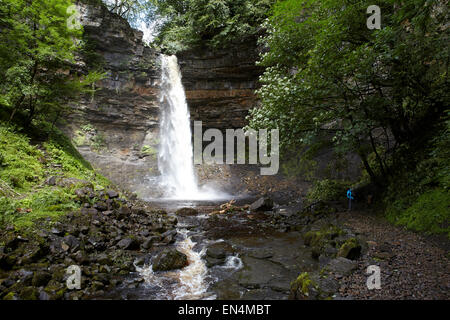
[289,272,318,300]
[337,238,361,260]
[303,224,343,259]
[290,272,339,300]
[303,231,321,247]
[44,280,66,300]
[19,286,39,300]
[152,249,188,272]
[303,225,342,245]
[32,271,52,287]
[2,291,18,300]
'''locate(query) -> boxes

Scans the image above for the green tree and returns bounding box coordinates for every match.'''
[103,0,155,28]
[150,0,274,52]
[0,0,103,126]
[248,0,449,185]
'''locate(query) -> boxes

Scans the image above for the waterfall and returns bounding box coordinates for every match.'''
[157,54,230,200]
[158,55,199,199]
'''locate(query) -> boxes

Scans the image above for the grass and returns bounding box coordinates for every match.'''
[0,121,111,229]
[140,145,157,158]
[386,188,450,238]
[0,124,44,192]
[383,118,450,238]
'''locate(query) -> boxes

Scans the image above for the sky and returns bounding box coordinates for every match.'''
[102,0,160,44]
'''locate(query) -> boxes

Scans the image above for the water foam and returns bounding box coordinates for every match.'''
[137,228,215,300]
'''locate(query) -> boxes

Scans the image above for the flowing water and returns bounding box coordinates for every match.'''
[130,56,313,300]
[158,55,228,201]
[158,55,199,199]
[134,56,238,299]
[127,200,316,301]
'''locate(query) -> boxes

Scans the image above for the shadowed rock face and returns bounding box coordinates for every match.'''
[62,2,162,192]
[177,40,264,131]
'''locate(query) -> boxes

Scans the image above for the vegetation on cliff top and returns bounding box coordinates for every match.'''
[147,0,274,53]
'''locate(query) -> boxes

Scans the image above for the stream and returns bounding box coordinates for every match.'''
[110,199,316,300]
[110,55,316,300]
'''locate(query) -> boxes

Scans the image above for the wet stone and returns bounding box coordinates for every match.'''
[152,249,188,272]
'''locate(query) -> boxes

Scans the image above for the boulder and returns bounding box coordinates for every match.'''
[5,236,28,251]
[250,197,274,212]
[32,271,52,287]
[161,230,177,245]
[46,176,57,186]
[62,235,80,252]
[325,257,357,276]
[337,238,361,260]
[206,246,226,259]
[117,238,139,250]
[93,202,108,212]
[205,256,224,268]
[106,190,119,199]
[175,207,198,216]
[141,236,159,250]
[206,242,234,260]
[290,272,339,300]
[152,249,188,272]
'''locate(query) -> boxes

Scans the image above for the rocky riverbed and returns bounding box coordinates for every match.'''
[1,191,448,300]
[0,187,179,300]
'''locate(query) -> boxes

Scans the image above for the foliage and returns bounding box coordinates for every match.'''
[247,0,449,186]
[306,179,350,204]
[150,0,274,52]
[386,188,450,237]
[246,0,448,236]
[141,145,157,157]
[291,272,314,296]
[0,0,104,125]
[102,0,156,28]
[0,121,110,229]
[384,113,450,237]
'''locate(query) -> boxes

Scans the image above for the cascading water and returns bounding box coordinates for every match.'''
[158,55,199,199]
[158,55,228,200]
[137,55,238,301]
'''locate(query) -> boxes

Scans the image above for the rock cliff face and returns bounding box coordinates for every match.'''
[178,41,263,131]
[63,2,264,195]
[63,2,161,193]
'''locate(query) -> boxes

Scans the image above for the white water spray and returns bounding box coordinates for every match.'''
[158,55,198,199]
[158,55,228,200]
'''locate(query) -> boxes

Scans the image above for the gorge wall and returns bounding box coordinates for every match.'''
[63,2,161,193]
[63,2,263,195]
[177,41,263,131]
